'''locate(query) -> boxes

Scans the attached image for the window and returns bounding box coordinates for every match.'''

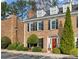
[37,21,43,30]
[31,22,37,31]
[49,18,58,30]
[27,21,43,32]
[38,38,43,48]
[50,19,56,29]
[27,22,37,31]
[33,22,37,31]
[52,20,56,29]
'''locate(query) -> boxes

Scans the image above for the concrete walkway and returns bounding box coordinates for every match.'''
[1,49,77,59]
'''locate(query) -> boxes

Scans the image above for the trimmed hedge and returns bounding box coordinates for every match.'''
[70,48,78,57]
[7,43,19,50]
[16,44,28,51]
[1,36,11,49]
[52,48,60,54]
[32,47,42,52]
[27,34,39,44]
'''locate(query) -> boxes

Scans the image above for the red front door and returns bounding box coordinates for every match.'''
[52,38,56,48]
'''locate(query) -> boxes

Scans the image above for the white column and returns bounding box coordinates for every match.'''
[75,37,77,47]
[50,37,52,50]
[24,23,26,47]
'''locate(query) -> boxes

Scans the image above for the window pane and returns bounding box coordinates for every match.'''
[52,21,56,29]
[38,21,43,30]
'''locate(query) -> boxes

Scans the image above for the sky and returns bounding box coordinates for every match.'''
[1,0,16,4]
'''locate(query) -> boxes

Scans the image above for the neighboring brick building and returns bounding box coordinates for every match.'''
[1,15,24,44]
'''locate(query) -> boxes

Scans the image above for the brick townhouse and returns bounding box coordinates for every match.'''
[23,2,78,51]
[1,2,78,52]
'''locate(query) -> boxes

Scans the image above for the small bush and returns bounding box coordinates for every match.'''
[16,44,28,51]
[1,36,11,49]
[7,43,19,50]
[52,48,60,54]
[70,48,78,57]
[27,34,39,44]
[32,47,42,52]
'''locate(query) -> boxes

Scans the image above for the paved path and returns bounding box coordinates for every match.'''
[1,49,78,59]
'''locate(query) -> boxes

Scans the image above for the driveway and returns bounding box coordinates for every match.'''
[1,52,78,59]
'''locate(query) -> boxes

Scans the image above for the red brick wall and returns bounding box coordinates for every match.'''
[1,15,24,44]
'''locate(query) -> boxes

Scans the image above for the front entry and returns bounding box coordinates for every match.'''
[52,38,56,48]
[47,36,59,51]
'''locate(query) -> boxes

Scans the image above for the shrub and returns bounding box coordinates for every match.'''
[27,34,39,45]
[32,47,42,52]
[60,7,75,54]
[1,36,11,49]
[70,48,78,57]
[52,48,60,54]
[7,43,19,50]
[16,44,28,51]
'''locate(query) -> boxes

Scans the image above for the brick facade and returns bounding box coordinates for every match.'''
[1,13,78,52]
[1,15,24,44]
[24,14,78,51]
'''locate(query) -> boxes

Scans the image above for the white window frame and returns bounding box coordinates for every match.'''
[50,18,56,30]
[28,22,33,32]
[37,21,43,31]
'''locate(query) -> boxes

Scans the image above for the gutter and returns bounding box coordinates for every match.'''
[23,11,78,23]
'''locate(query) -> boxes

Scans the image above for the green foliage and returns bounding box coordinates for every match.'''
[52,0,57,6]
[1,2,10,19]
[27,34,39,45]
[1,0,31,20]
[7,43,19,50]
[52,48,60,54]
[32,47,42,52]
[60,7,75,54]
[16,44,28,51]
[1,36,11,49]
[70,48,78,57]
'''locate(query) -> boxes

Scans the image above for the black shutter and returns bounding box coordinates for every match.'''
[48,20,50,30]
[56,19,58,29]
[27,23,29,32]
[42,21,43,30]
[77,17,78,28]
[36,22,37,31]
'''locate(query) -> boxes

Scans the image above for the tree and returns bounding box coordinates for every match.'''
[29,1,36,11]
[27,34,39,46]
[52,0,57,6]
[1,2,10,19]
[1,0,31,20]
[60,7,75,54]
